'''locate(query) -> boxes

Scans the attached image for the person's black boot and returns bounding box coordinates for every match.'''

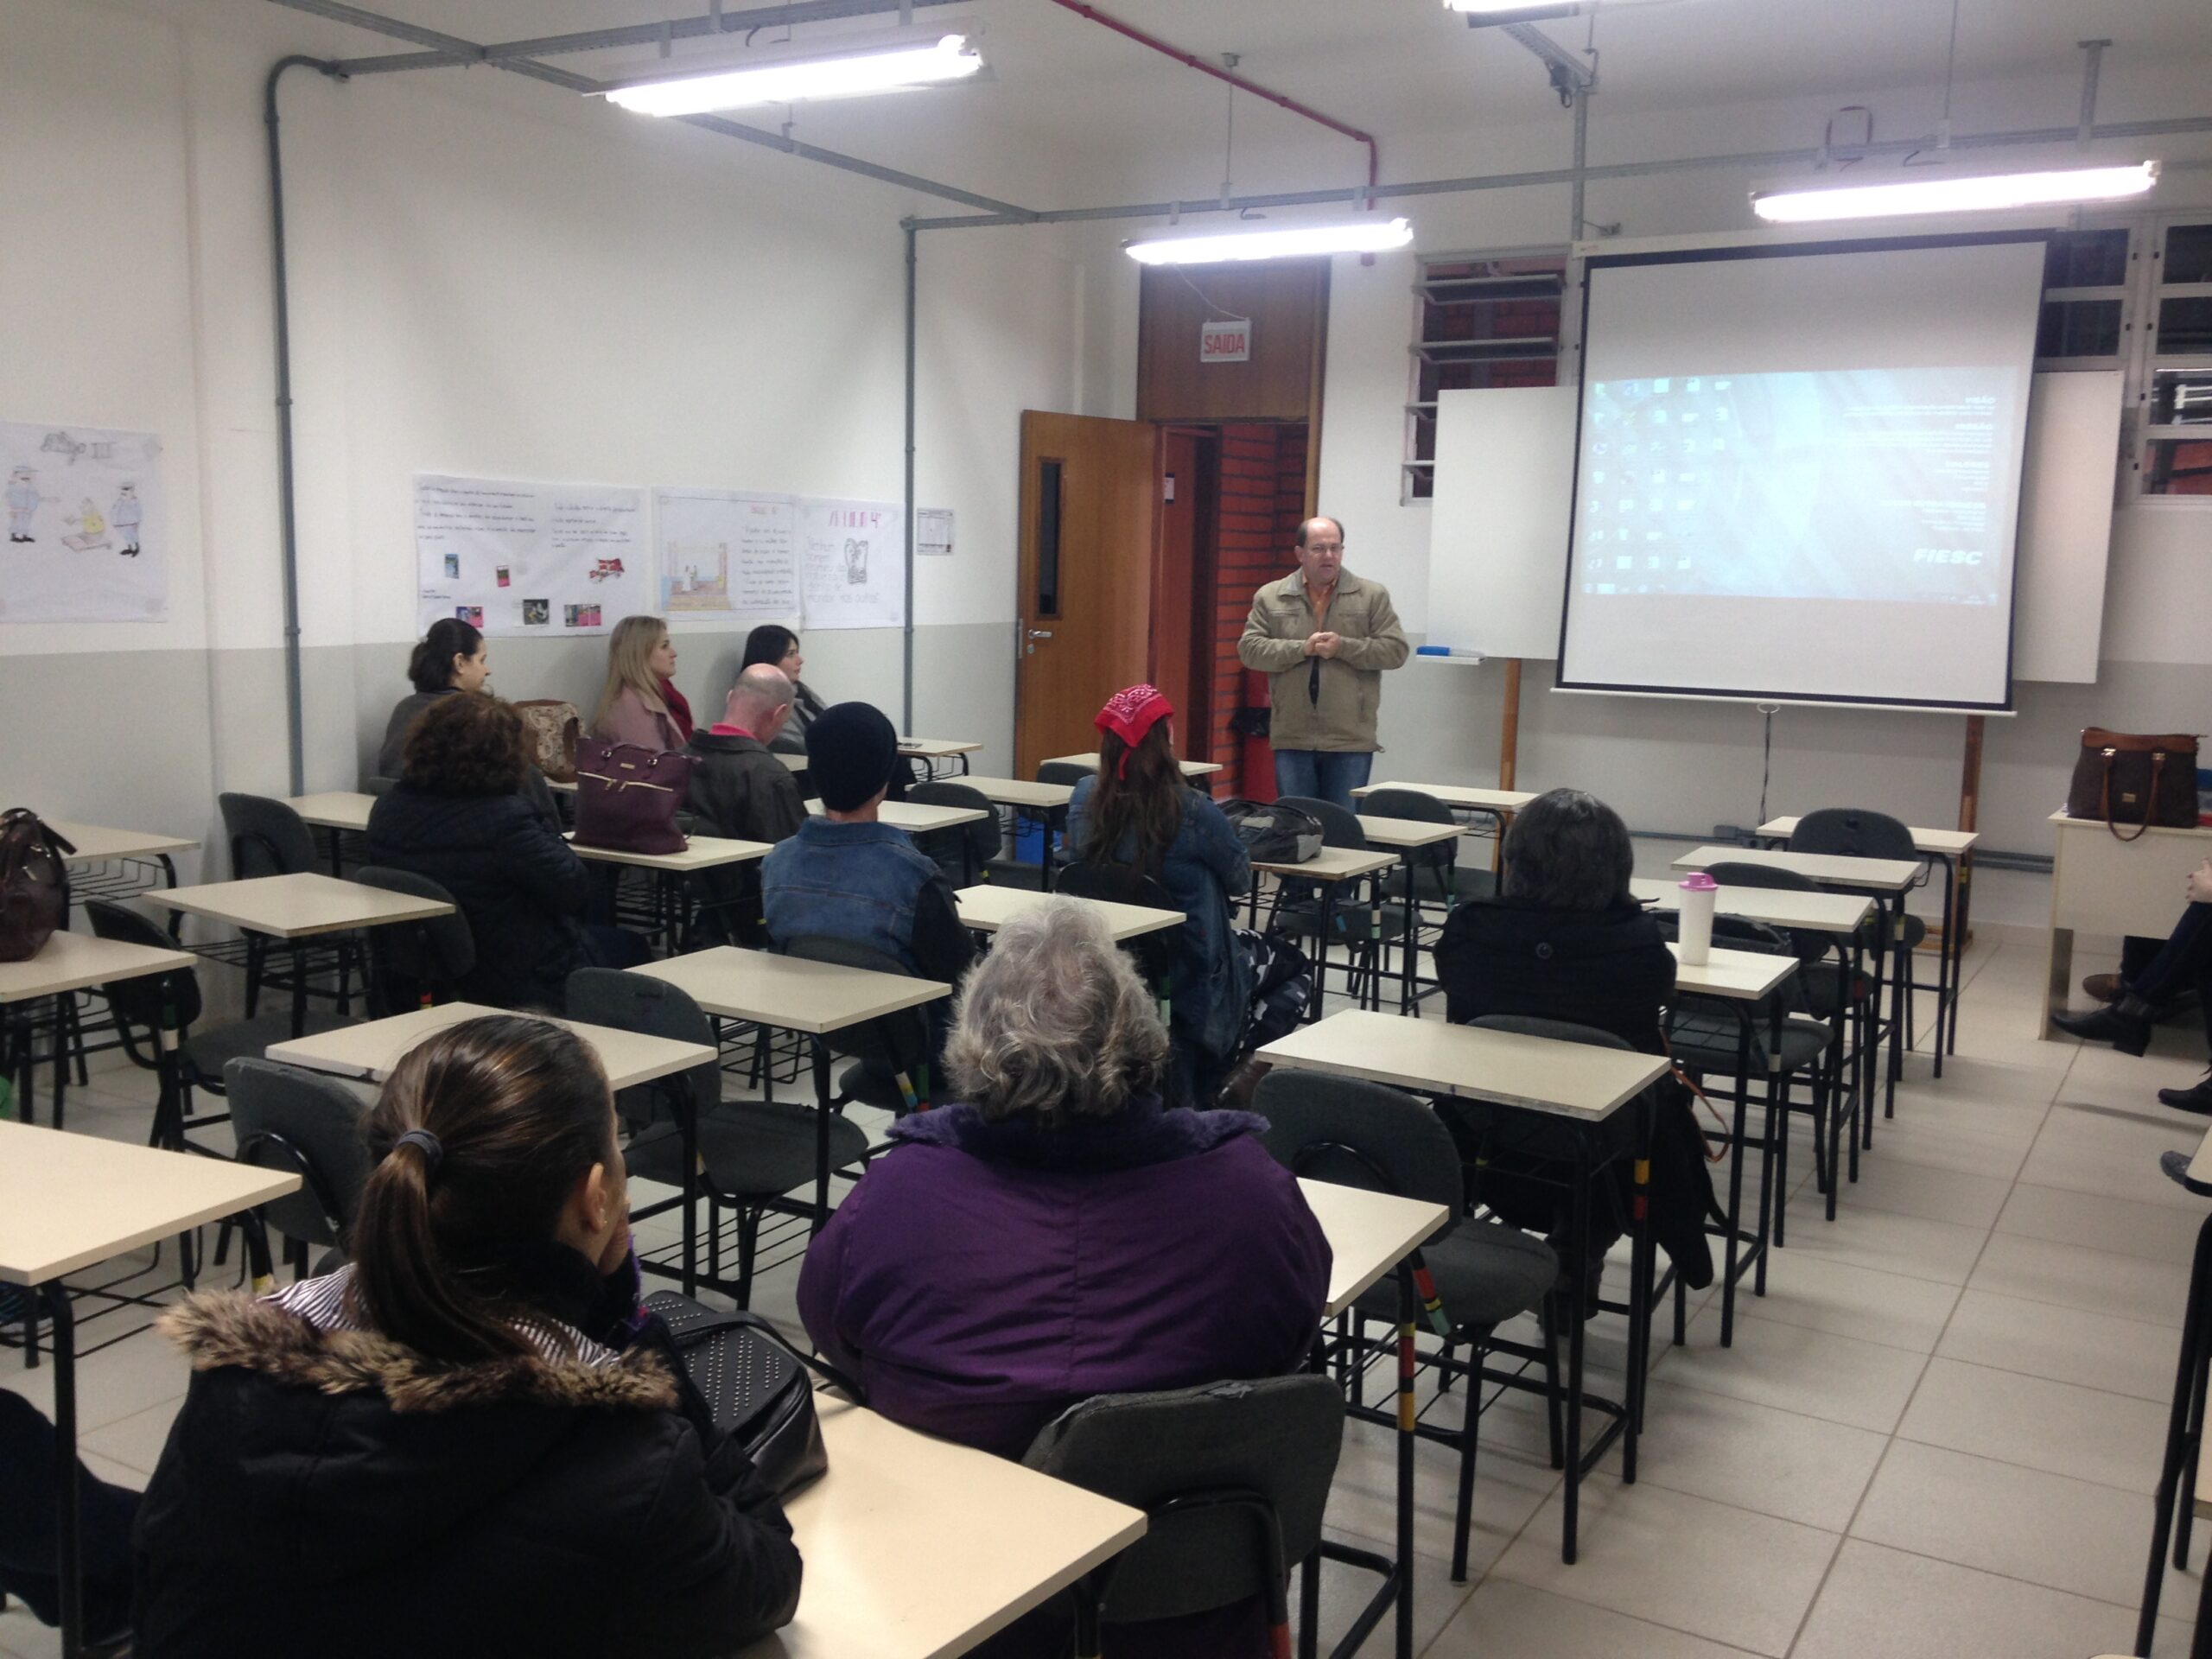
[2158,1071,2212,1116]
[2053,994,2155,1056]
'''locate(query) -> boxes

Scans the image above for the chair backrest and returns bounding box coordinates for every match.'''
[1021,1375,1345,1625]
[1036,760,1093,789]
[1789,807,1917,863]
[223,1057,374,1248]
[1467,1013,1636,1052]
[353,866,476,1016]
[564,967,722,1134]
[1054,861,1185,986]
[360,776,397,798]
[1250,1069,1461,1236]
[1274,795,1366,851]
[84,899,202,1032]
[1700,862,1829,964]
[218,791,318,880]
[779,935,936,1077]
[1357,787,1458,872]
[905,781,1001,872]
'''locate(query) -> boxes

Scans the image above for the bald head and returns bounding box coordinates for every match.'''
[726,664,795,741]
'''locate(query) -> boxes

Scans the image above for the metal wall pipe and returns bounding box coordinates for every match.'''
[903,222,918,736]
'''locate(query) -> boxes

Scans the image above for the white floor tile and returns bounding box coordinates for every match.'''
[1660,1304,1931,1433]
[1936,1287,2183,1403]
[1423,1578,1765,1659]
[1968,1230,2196,1328]
[1599,1378,1887,1532]
[1897,1357,2171,1496]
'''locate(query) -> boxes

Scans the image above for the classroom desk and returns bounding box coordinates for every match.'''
[0,1121,299,1659]
[1758,813,1981,1069]
[736,1395,1146,1659]
[566,833,772,872]
[283,791,375,874]
[265,999,713,1090]
[954,777,1079,888]
[775,751,810,773]
[1249,847,1401,1020]
[1357,816,1465,1010]
[1352,781,1536,818]
[1258,1010,1668,1565]
[1039,752,1224,779]
[954,883,1183,943]
[160,871,454,939]
[45,820,197,899]
[2042,811,2212,1042]
[0,933,195,1136]
[807,798,992,835]
[899,737,983,782]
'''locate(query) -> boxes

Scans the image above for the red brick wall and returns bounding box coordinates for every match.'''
[1206,423,1309,800]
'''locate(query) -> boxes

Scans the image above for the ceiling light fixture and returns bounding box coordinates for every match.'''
[1125,216,1414,264]
[1751,160,2158,223]
[600,34,983,117]
[1440,0,1666,14]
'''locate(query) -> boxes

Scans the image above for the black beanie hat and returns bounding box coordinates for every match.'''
[807,702,899,812]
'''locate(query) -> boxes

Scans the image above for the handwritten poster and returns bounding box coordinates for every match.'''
[414,474,646,636]
[799,498,905,631]
[0,419,167,623]
[654,487,799,630]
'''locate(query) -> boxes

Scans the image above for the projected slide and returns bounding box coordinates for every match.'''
[1577,367,2015,606]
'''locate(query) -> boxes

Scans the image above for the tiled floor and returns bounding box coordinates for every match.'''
[5,931,2211,1657]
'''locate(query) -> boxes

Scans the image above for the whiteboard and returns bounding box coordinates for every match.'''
[1427,372,2120,683]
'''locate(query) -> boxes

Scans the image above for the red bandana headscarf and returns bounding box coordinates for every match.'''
[1094,683,1173,778]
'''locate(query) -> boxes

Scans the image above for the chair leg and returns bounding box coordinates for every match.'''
[1450,1331,1483,1583]
[736,1205,761,1311]
[1539,1293,1566,1471]
[1435,1337,1456,1395]
[1773,1078,1791,1251]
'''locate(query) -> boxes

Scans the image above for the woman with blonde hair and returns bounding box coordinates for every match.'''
[592,614,690,750]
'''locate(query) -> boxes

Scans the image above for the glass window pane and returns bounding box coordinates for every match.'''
[2037,299,2122,359]
[2164,222,2212,286]
[2150,369,2212,427]
[2156,296,2212,354]
[1034,460,1063,617]
[2044,227,2130,288]
[2143,438,2212,496]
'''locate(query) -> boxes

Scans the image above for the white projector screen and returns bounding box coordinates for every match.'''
[1558,233,2048,709]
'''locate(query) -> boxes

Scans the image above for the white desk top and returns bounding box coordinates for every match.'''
[44,820,198,864]
[955,885,1184,942]
[956,776,1077,810]
[1258,1008,1668,1120]
[1758,815,1980,856]
[899,738,984,759]
[1674,844,1922,893]
[265,1001,714,1091]
[1631,876,1872,937]
[1670,943,1796,1002]
[567,833,772,872]
[739,1395,1145,1659]
[808,800,992,833]
[161,873,456,940]
[1357,814,1465,851]
[2048,809,2212,842]
[284,791,375,833]
[776,752,810,773]
[1251,846,1399,882]
[1299,1177,1450,1318]
[1354,781,1536,814]
[0,1121,301,1286]
[1041,753,1224,779]
[545,778,578,792]
[0,931,194,1006]
[635,946,950,1035]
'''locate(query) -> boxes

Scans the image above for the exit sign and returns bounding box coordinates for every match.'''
[1200,318,1252,363]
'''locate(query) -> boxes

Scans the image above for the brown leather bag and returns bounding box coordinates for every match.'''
[512,699,582,784]
[2066,728,2201,842]
[0,810,74,962]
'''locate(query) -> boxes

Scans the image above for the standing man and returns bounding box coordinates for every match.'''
[1238,515,1409,812]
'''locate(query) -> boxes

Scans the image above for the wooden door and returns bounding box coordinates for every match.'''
[1014,411,1162,776]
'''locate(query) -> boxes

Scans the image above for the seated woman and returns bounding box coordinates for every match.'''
[367,693,645,1012]
[374,616,487,779]
[136,1015,803,1656]
[1433,787,1715,1304]
[798,898,1328,1656]
[741,624,825,756]
[591,614,687,751]
[1066,683,1253,1103]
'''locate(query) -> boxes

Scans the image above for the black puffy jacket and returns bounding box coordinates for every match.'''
[365,783,588,1011]
[133,1275,803,1659]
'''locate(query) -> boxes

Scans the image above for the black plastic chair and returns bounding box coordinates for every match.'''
[1053,861,1185,1003]
[1251,1068,1560,1580]
[222,1057,372,1280]
[568,967,868,1306]
[906,780,1001,888]
[1022,1376,1384,1659]
[1361,786,1495,910]
[85,899,354,1150]
[1036,760,1093,789]
[216,791,358,1021]
[1268,795,1406,1011]
[351,867,474,1016]
[1787,807,1929,1043]
[780,934,941,1121]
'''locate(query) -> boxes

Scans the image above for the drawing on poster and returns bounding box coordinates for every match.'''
[799,498,904,631]
[654,488,799,628]
[414,474,646,636]
[455,605,484,626]
[0,420,168,622]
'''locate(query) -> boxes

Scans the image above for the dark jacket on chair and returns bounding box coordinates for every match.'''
[133,1262,802,1659]
[366,783,589,1011]
[684,729,807,944]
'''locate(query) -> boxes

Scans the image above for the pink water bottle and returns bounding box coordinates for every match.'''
[1678,872,1718,966]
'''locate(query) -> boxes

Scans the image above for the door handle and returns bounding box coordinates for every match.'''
[1027,628,1054,640]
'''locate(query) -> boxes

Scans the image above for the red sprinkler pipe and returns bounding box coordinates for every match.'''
[1047,0,1381,202]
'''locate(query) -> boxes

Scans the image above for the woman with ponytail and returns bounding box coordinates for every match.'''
[374,617,490,780]
[135,1016,803,1657]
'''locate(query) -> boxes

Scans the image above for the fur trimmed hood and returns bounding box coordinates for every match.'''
[161,1289,678,1414]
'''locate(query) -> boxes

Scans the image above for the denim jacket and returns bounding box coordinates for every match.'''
[761,817,952,976]
[1068,779,1254,1059]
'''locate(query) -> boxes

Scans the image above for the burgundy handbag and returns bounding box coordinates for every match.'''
[0,810,74,963]
[2066,728,2201,843]
[572,739,695,856]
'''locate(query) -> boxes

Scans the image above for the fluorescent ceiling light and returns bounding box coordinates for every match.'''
[1442,0,1667,12]
[601,34,982,116]
[1752,161,2158,223]
[1125,217,1415,264]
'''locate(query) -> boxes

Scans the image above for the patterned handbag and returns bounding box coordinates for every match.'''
[512,699,582,784]
[2066,728,2200,843]
[0,809,73,963]
[572,739,695,855]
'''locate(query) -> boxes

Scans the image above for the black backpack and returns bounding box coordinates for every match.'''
[1220,798,1323,864]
